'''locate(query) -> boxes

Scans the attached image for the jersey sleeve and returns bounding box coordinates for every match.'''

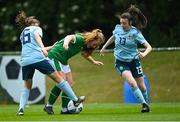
[135,31,146,44]
[113,24,121,35]
[34,27,43,37]
[74,34,85,45]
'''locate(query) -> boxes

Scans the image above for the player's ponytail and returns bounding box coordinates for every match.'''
[15,11,27,28]
[15,11,40,28]
[81,29,104,45]
[92,29,102,34]
[92,29,105,45]
[127,5,147,29]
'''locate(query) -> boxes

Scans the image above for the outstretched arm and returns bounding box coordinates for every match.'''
[44,41,58,52]
[100,35,115,55]
[81,52,104,66]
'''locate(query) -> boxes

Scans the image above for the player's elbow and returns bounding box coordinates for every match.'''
[148,44,152,52]
[81,52,89,58]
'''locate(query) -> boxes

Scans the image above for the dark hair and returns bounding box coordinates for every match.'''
[120,5,147,29]
[120,12,133,23]
[15,11,40,28]
[128,5,147,29]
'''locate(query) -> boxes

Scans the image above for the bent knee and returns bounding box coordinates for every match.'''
[49,72,63,83]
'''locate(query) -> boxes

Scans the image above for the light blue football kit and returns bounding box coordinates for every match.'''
[20,26,45,66]
[113,24,146,62]
[113,24,148,104]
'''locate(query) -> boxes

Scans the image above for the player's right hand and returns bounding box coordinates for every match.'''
[41,48,48,57]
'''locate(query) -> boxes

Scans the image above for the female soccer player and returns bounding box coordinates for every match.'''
[15,11,85,116]
[100,5,152,113]
[43,29,105,114]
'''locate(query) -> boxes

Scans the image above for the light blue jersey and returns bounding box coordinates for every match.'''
[113,24,146,62]
[20,26,45,66]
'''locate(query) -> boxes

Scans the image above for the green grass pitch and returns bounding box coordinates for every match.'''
[0,103,180,121]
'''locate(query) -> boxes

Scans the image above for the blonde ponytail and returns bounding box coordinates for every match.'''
[82,29,104,44]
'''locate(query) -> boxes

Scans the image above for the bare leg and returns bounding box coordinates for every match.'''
[122,71,146,104]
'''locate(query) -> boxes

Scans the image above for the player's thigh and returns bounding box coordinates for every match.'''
[122,70,137,87]
[48,58,66,78]
[22,64,35,81]
[61,64,73,85]
[49,58,62,72]
[115,60,130,76]
[34,59,55,75]
[48,71,63,83]
[33,59,63,83]
[115,60,137,87]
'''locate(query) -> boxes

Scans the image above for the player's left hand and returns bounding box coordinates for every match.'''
[93,60,104,66]
[138,52,146,59]
[100,49,105,56]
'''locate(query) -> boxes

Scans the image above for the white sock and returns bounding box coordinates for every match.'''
[19,87,30,110]
[62,108,68,112]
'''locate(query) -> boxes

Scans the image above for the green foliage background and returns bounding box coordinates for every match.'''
[0,0,179,51]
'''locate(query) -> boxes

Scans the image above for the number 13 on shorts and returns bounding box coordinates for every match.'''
[136,66,143,74]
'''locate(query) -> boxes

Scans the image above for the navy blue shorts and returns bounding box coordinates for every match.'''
[22,59,55,80]
[115,59,143,78]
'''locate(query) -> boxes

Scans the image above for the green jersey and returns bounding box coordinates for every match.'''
[48,34,85,65]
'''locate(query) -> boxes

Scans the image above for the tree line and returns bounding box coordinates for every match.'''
[0,0,179,51]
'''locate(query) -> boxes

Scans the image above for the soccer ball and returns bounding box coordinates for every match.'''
[67,100,83,114]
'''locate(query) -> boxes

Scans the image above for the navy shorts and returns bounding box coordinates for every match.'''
[22,59,55,80]
[115,59,143,78]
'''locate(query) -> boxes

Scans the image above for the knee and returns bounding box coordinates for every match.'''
[50,73,63,83]
[128,80,137,87]
[53,76,62,83]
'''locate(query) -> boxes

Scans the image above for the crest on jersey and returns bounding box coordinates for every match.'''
[128,34,133,40]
